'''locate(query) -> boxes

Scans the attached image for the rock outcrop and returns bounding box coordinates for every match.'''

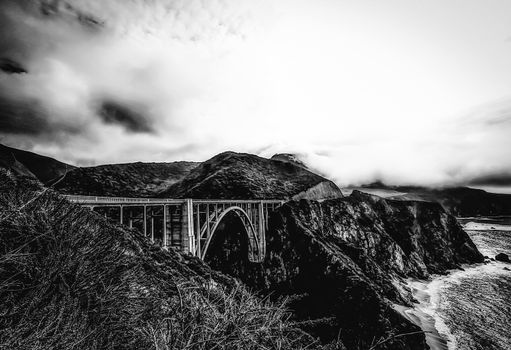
[292,180,344,201]
[495,253,510,263]
[271,153,308,169]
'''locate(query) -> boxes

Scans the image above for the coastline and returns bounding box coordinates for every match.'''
[395,260,511,350]
[394,278,454,350]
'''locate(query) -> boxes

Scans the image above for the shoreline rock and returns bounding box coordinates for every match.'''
[495,253,510,263]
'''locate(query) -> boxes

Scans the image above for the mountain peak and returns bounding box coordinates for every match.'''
[160,151,342,200]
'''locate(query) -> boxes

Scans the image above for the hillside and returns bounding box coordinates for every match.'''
[0,169,316,350]
[405,186,511,217]
[159,151,343,200]
[356,183,511,217]
[0,144,341,201]
[0,143,74,184]
[55,161,199,197]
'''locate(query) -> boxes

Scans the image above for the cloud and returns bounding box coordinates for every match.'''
[0,58,27,74]
[98,101,154,133]
[1,0,511,187]
[0,98,49,135]
[0,0,274,166]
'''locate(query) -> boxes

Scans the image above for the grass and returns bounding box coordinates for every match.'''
[0,170,317,350]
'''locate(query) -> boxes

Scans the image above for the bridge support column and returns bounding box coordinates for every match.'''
[163,205,167,249]
[150,210,154,242]
[143,205,147,237]
[259,201,266,259]
[181,199,195,255]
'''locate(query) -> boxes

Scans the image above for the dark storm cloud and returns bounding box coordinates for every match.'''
[99,101,154,133]
[0,58,27,74]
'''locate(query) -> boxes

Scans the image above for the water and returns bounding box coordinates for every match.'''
[403,217,511,350]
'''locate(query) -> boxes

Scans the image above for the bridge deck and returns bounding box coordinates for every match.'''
[65,195,284,206]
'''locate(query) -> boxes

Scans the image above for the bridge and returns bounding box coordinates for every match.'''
[65,195,284,263]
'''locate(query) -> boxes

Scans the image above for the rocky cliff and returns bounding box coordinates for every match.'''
[206,191,484,349]
[292,180,344,201]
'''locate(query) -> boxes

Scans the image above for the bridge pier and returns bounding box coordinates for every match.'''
[163,205,167,249]
[181,199,195,255]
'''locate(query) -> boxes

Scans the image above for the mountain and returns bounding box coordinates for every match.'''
[205,190,483,349]
[159,151,343,200]
[55,161,199,197]
[356,183,511,217]
[393,186,511,217]
[0,169,316,350]
[0,143,74,184]
[0,143,198,198]
[0,144,342,200]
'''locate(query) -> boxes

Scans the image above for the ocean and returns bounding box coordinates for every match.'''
[401,217,511,350]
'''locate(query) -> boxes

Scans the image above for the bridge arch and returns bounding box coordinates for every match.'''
[199,205,260,261]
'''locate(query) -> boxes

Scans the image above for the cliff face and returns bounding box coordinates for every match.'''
[160,151,343,200]
[207,191,483,349]
[292,180,343,201]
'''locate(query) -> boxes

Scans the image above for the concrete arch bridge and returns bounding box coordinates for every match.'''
[65,196,284,263]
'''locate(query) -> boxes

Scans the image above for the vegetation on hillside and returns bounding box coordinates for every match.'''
[55,161,199,197]
[0,170,316,349]
[0,143,74,184]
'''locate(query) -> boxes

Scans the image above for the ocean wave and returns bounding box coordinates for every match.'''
[462,222,511,232]
[403,262,511,350]
[399,219,511,350]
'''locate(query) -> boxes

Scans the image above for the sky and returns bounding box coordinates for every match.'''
[1,0,511,186]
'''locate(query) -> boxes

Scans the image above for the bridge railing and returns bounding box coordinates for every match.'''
[65,195,285,206]
[64,195,187,204]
